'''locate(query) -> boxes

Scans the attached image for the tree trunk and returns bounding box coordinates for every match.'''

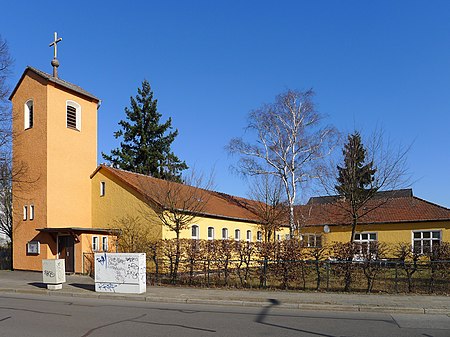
[172,231,180,284]
[289,205,295,237]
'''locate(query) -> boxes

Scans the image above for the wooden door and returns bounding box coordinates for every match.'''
[58,236,75,273]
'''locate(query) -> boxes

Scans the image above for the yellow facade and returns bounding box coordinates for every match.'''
[301,221,450,253]
[11,68,99,272]
[91,168,289,242]
[11,65,449,275]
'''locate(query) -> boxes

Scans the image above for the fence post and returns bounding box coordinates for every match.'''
[394,262,398,293]
[326,261,330,291]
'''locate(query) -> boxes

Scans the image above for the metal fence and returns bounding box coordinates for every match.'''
[83,252,450,294]
[146,258,450,294]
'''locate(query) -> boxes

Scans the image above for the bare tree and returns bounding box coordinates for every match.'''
[393,242,421,293]
[319,128,411,243]
[247,174,288,242]
[145,170,214,282]
[112,215,160,253]
[228,89,337,237]
[0,162,12,243]
[0,35,13,256]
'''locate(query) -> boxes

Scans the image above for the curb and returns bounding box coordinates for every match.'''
[0,287,448,315]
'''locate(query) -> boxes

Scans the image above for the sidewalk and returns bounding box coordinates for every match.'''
[0,270,449,315]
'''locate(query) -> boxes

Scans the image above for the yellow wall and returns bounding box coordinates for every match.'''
[92,168,289,243]
[46,83,98,228]
[11,70,98,271]
[162,215,288,242]
[91,168,163,240]
[302,221,450,249]
[12,72,51,270]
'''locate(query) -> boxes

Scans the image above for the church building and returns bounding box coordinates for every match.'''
[9,35,450,274]
[9,34,281,273]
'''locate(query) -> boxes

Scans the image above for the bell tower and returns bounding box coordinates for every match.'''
[10,33,99,271]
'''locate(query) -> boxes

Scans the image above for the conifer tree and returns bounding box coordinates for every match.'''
[335,132,377,242]
[102,80,187,182]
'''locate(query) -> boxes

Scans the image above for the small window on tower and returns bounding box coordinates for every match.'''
[66,100,81,130]
[29,205,34,220]
[24,100,34,129]
[23,205,28,221]
[100,181,106,196]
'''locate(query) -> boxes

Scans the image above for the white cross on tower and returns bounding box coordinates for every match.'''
[49,32,62,78]
[49,32,62,59]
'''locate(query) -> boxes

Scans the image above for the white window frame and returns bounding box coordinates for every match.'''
[222,228,228,240]
[102,236,108,252]
[301,233,322,248]
[234,229,240,241]
[66,100,81,131]
[23,205,27,221]
[29,204,34,221]
[24,99,34,129]
[257,231,262,242]
[92,236,99,251]
[246,230,252,242]
[353,232,377,256]
[412,230,441,255]
[191,225,199,240]
[100,181,106,196]
[207,227,214,240]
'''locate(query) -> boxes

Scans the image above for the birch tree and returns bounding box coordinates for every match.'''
[228,89,337,237]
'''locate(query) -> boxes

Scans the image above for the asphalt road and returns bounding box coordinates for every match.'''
[0,293,449,337]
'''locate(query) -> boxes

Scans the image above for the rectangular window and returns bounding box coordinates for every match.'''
[301,234,322,248]
[102,236,108,252]
[92,236,99,251]
[413,230,441,254]
[207,227,214,240]
[100,181,106,196]
[354,232,377,255]
[67,105,77,129]
[29,205,34,220]
[222,228,228,240]
[235,229,240,241]
[23,206,27,221]
[191,225,199,239]
[246,230,252,242]
[257,231,262,242]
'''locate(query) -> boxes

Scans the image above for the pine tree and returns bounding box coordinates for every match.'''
[102,80,188,182]
[335,132,377,242]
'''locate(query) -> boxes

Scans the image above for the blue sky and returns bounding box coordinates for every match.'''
[2,0,450,207]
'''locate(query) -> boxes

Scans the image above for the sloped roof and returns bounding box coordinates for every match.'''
[297,193,450,227]
[307,189,413,205]
[92,165,261,223]
[9,66,99,102]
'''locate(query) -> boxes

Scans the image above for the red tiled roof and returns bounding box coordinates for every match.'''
[93,165,261,223]
[296,196,450,227]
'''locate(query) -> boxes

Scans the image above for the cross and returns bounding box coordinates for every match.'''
[49,32,62,59]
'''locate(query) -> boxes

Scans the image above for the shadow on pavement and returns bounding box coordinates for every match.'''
[69,283,95,291]
[27,282,47,289]
[255,298,335,337]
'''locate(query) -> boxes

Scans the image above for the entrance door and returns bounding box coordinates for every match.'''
[58,236,75,273]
